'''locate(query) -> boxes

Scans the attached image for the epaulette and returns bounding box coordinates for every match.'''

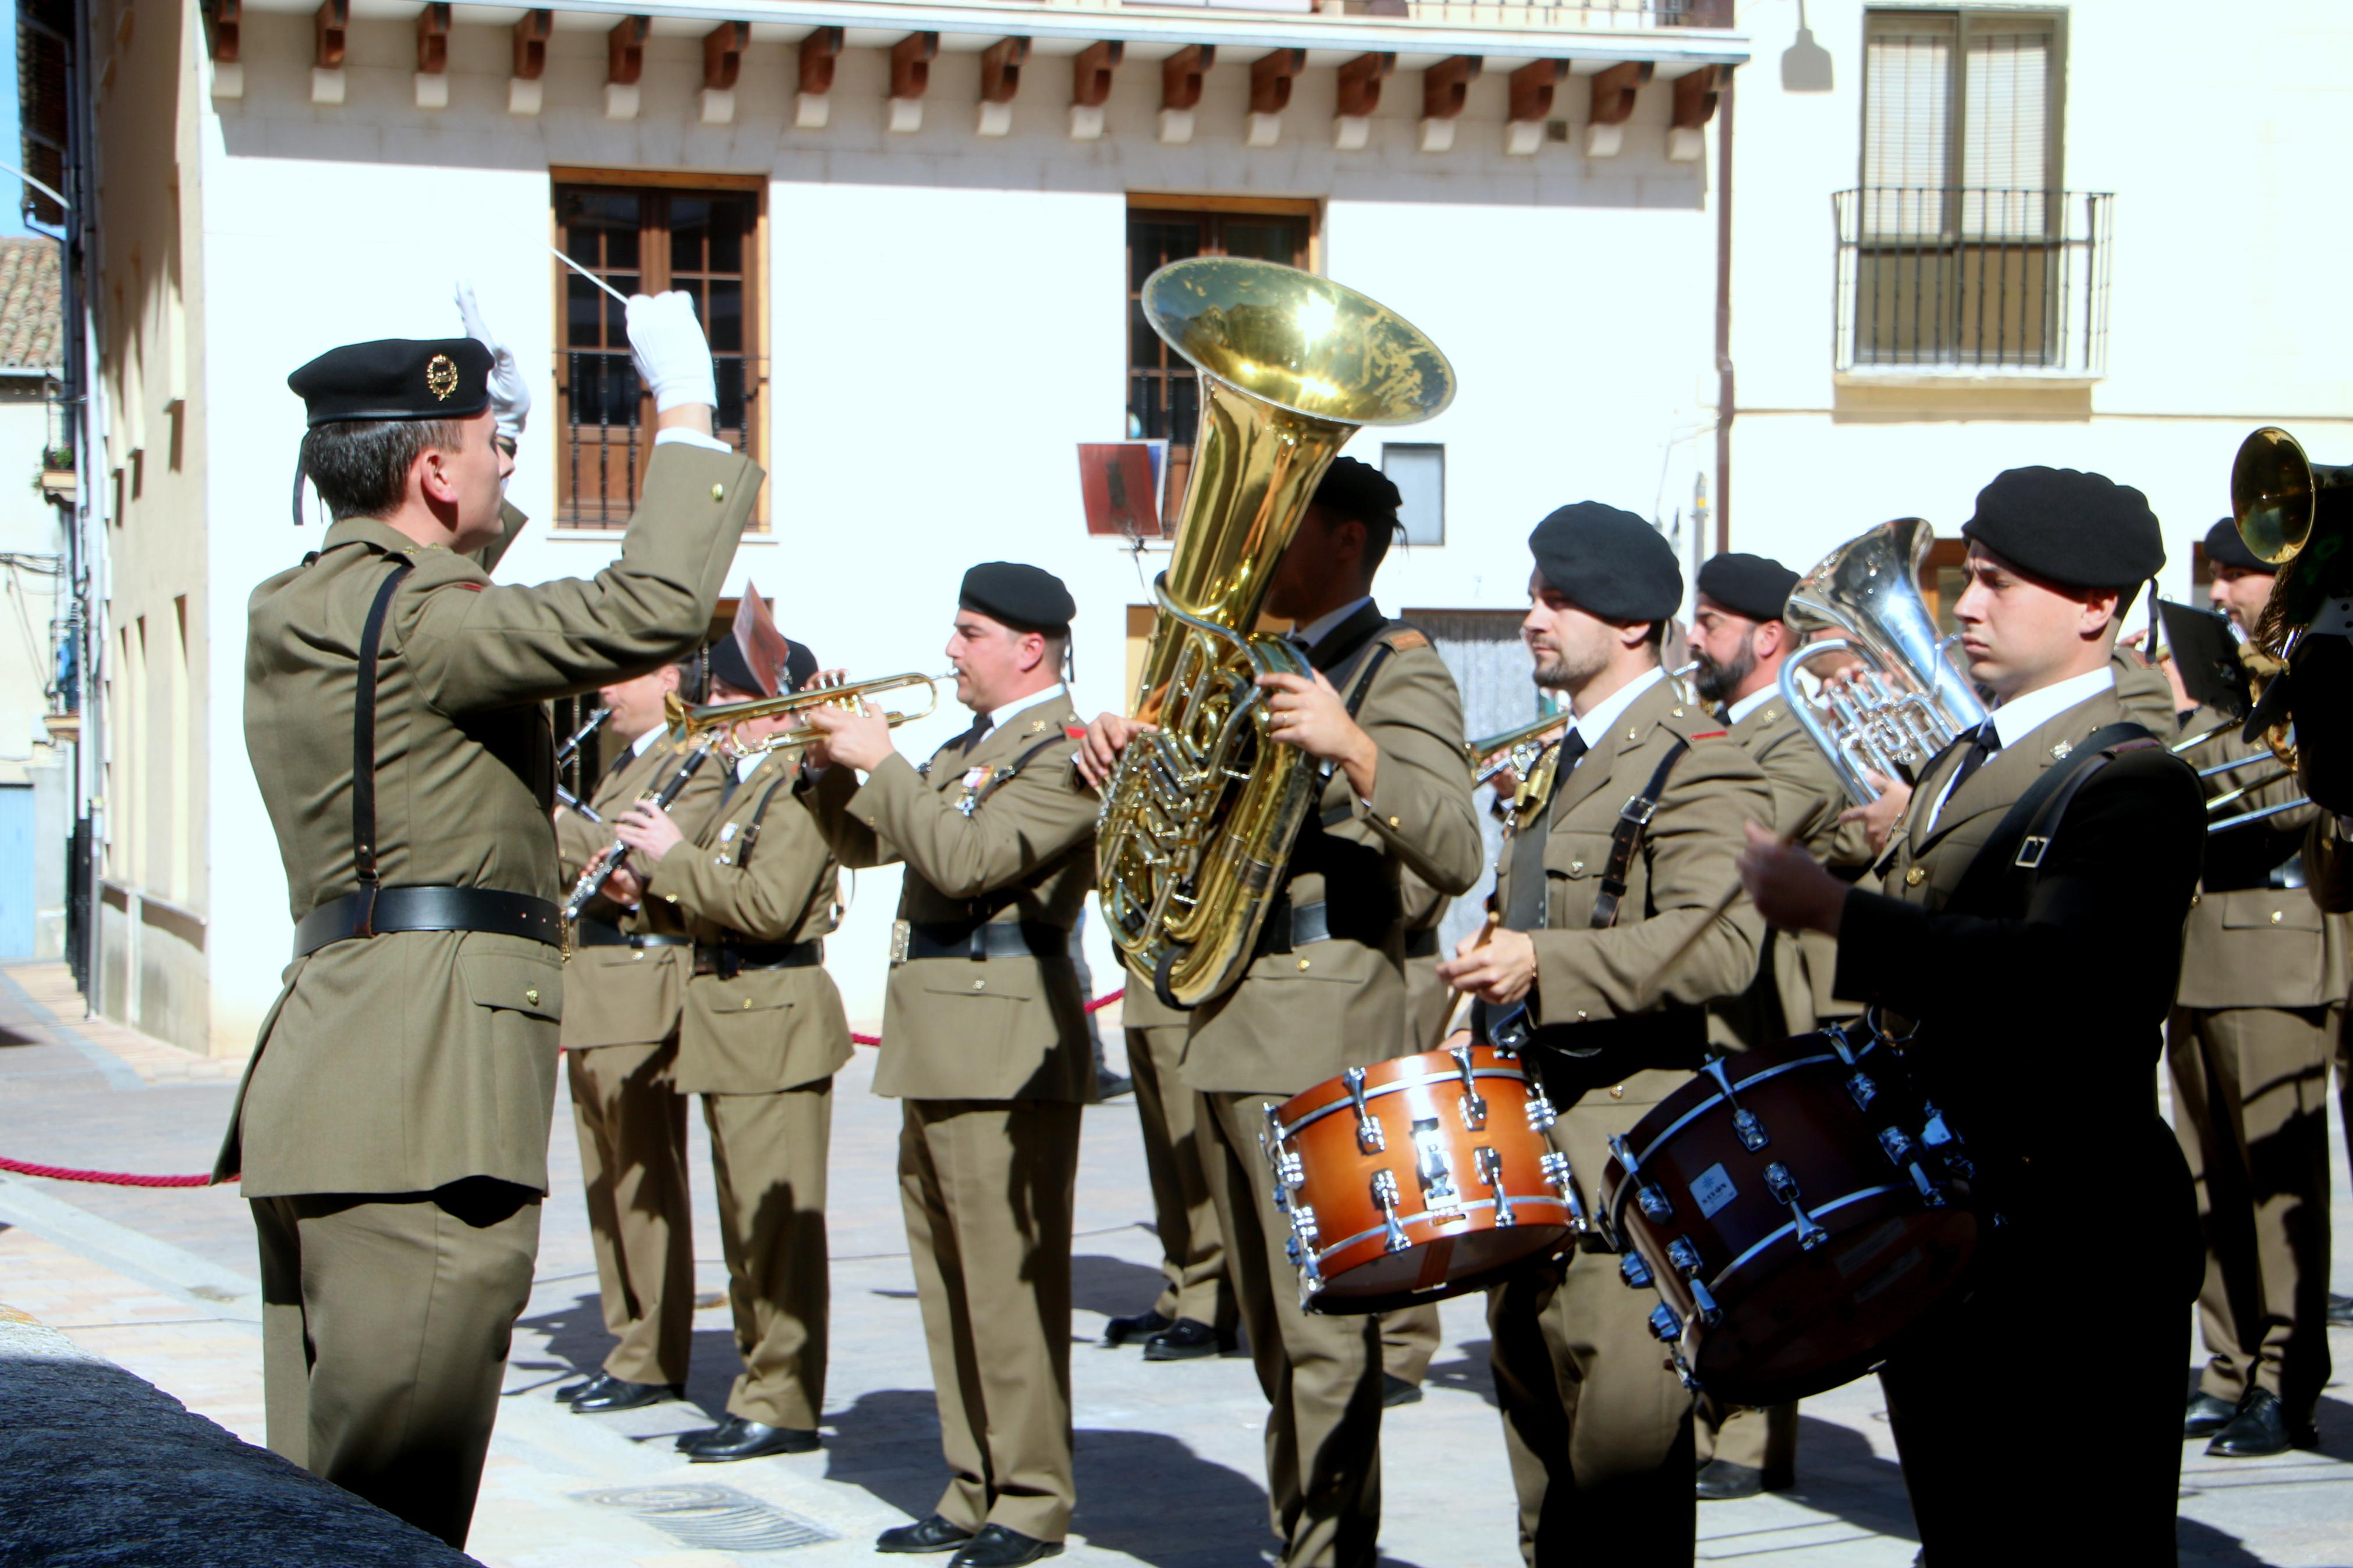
[1383,627,1430,652]
[1688,728,1728,740]
[1064,722,1087,739]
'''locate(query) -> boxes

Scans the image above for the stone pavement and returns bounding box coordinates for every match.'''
[0,957,2348,1565]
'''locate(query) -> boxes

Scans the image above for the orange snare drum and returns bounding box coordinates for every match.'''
[1596,1019,1981,1406]
[1269,1043,1578,1314]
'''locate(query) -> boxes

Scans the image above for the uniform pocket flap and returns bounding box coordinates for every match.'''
[1542,831,1613,879]
[699,980,793,1015]
[2218,897,2322,932]
[460,950,563,1019]
[913,962,1041,1002]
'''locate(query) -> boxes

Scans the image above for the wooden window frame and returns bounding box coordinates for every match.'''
[549,168,769,530]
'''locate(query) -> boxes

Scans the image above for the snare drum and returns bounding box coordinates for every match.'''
[1268,1043,1577,1314]
[1597,1019,1980,1406]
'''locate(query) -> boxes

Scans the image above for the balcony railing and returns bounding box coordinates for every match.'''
[1023,0,1733,25]
[1833,189,2113,377]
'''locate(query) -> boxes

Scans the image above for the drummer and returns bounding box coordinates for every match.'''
[1077,457,1483,1567]
[1438,504,1772,1566]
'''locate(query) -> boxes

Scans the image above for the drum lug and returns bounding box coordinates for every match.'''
[1733,1110,1769,1153]
[1344,1066,1386,1154]
[1370,1169,1412,1253]
[1907,1160,1947,1207]
[1619,1251,1653,1289]
[1647,1303,1683,1344]
[1846,1071,1879,1112]
[1538,1150,1593,1237]
[1667,1237,1704,1275]
[1823,1019,1862,1066]
[1763,1161,1830,1250]
[1475,1146,1516,1226]
[1665,1239,1724,1325]
[1411,1117,1461,1214]
[1524,1090,1557,1133]
[1687,1277,1724,1328]
[1918,1101,1976,1181]
[1449,1043,1489,1131]
[1876,1126,1916,1165]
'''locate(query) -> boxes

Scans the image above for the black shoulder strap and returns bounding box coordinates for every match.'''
[973,730,1073,811]
[351,560,414,933]
[733,771,792,869]
[1945,721,2153,914]
[1590,738,1691,930]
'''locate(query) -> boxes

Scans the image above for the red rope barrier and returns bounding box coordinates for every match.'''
[851,985,1126,1047]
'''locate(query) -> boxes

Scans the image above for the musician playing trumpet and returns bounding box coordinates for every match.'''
[1737,467,2203,1562]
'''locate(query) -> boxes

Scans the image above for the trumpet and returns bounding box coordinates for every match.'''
[1465,712,1570,787]
[662,670,947,758]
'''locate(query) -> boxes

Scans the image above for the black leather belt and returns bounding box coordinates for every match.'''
[904,920,1063,962]
[294,886,561,959]
[1255,898,1337,956]
[574,918,693,950]
[695,938,822,978]
[1404,927,1442,961]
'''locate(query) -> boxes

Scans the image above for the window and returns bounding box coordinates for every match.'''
[1126,198,1315,511]
[553,176,764,527]
[1383,443,1444,547]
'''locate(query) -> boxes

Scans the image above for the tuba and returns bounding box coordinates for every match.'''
[1097,258,1454,1008]
[2224,426,2353,817]
[1777,517,1988,806]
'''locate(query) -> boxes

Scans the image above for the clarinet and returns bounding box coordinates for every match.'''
[563,742,714,920]
[553,706,611,822]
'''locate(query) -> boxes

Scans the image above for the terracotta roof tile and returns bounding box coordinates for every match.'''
[0,240,62,371]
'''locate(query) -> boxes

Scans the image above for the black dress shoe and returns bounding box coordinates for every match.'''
[1103,1309,1173,1347]
[679,1415,821,1462]
[1695,1459,1765,1501]
[2207,1388,2317,1457]
[569,1375,683,1413]
[1380,1373,1424,1408]
[555,1375,599,1404]
[2330,1292,2353,1328]
[1144,1318,1237,1361]
[1094,1069,1135,1101]
[877,1514,976,1554]
[949,1524,1063,1567]
[2183,1391,2238,1439]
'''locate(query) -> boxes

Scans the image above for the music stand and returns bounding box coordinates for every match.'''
[1077,442,1167,543]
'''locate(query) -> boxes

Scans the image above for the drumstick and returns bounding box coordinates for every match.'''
[550,246,630,305]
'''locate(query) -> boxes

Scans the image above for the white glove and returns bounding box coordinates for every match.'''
[624,290,718,414]
[454,280,530,445]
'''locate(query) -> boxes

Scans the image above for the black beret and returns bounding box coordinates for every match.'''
[2203,517,2270,575]
[783,638,819,694]
[1697,552,1801,623]
[1528,502,1682,623]
[707,636,761,696]
[1960,466,2165,591]
[289,338,492,426]
[1314,455,1401,529]
[960,561,1076,635]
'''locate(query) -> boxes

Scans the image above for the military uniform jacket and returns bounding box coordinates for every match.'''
[1710,695,1874,1048]
[553,731,725,1050]
[1833,682,2203,1236]
[1182,610,1484,1097]
[646,752,853,1096]
[1496,676,1770,1088]
[802,689,1098,1103]
[2175,702,2347,1011]
[218,443,760,1196]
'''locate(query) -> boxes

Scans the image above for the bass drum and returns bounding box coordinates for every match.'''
[1597,1019,1980,1407]
[1269,1043,1575,1314]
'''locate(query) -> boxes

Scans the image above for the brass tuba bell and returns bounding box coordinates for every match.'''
[1097,258,1453,1008]
[2231,425,2353,567]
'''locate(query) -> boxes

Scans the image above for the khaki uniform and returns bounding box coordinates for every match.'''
[1181,609,1484,1568]
[1485,673,1770,1567]
[1122,973,1236,1332]
[1695,694,1872,1482]
[801,689,1096,1542]
[219,444,757,1545]
[2167,703,2343,1427]
[644,751,853,1431]
[1834,681,2202,1561]
[553,737,723,1389]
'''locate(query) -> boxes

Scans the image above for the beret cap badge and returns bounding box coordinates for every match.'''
[425,354,460,401]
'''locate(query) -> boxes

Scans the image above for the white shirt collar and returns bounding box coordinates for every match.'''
[1290,596,1376,652]
[1985,665,2115,751]
[1570,666,1666,754]
[1726,685,1777,727]
[975,681,1069,734]
[627,723,663,759]
[734,751,766,783]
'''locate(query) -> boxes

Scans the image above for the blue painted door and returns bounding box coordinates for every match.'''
[0,785,35,958]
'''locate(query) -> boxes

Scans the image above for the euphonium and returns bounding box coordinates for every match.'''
[1777,517,1987,806]
[1097,258,1454,1008]
[2225,425,2353,817]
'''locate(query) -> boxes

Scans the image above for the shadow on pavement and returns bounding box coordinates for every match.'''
[1775,1415,1918,1544]
[1072,1251,1170,1322]
[1071,1425,1273,1566]
[823,1386,953,1521]
[2177,1516,2273,1566]
[514,1292,622,1385]
[1421,1336,1497,1406]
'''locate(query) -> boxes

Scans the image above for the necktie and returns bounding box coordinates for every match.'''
[1945,723,2002,796]
[953,716,992,756]
[1502,731,1587,931]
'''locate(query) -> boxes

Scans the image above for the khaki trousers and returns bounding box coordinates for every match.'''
[1128,1022,1237,1329]
[705,1082,833,1430]
[1200,1090,1386,1568]
[900,1098,1083,1542]
[2167,1004,2336,1418]
[253,1179,540,1549]
[1380,1304,1442,1387]
[1695,1402,1796,1481]
[567,1040,693,1385]
[1487,1084,1694,1568]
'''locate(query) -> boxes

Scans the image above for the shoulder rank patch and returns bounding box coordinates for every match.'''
[1064,724,1088,739]
[1387,629,1429,651]
[1688,729,1729,740]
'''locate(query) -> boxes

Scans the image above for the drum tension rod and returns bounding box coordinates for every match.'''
[1449,1043,1488,1132]
[1699,1055,1770,1153]
[1343,1066,1386,1154]
[1666,1239,1726,1325]
[1370,1169,1412,1254]
[1763,1162,1831,1251]
[1609,1134,1674,1224]
[1475,1146,1516,1226]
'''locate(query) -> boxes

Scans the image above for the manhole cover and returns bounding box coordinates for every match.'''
[574,1484,837,1553]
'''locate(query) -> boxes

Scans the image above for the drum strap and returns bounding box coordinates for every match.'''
[1591,740,1690,930]
[1946,721,2155,915]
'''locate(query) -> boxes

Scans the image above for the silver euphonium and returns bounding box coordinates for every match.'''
[1777,517,1988,806]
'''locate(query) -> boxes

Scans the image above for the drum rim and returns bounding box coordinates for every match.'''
[1311,1193,1573,1267]
[1277,1063,1531,1139]
[1623,1047,1854,1173]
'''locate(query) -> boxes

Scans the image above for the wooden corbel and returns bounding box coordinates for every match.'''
[797,26,843,129]
[1667,65,1722,161]
[202,0,243,98]
[701,21,748,124]
[311,0,346,105]
[1070,40,1121,140]
[1504,58,1561,156]
[606,15,649,122]
[414,3,451,109]
[509,10,551,116]
[1160,44,1212,144]
[1586,60,1652,158]
[889,32,938,133]
[1418,56,1480,153]
[978,37,1031,136]
[1248,48,1304,148]
[1334,52,1393,150]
